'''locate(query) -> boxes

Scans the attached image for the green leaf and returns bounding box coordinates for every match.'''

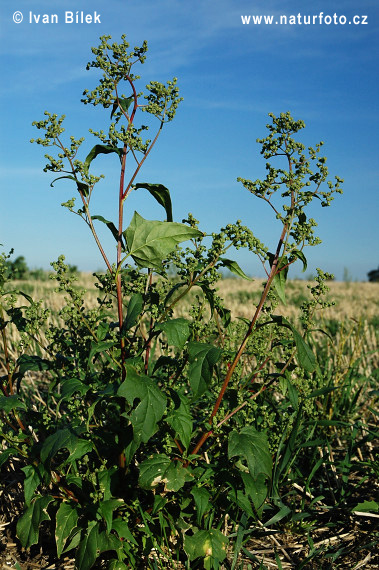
[112,519,138,545]
[124,211,203,270]
[40,428,92,465]
[184,529,228,565]
[191,487,211,525]
[241,472,268,515]
[352,500,379,513]
[60,378,90,400]
[219,258,252,280]
[16,495,54,548]
[98,499,123,534]
[166,397,193,449]
[291,249,307,272]
[21,464,44,506]
[50,175,89,197]
[122,293,143,333]
[188,342,222,398]
[92,215,119,244]
[84,144,123,175]
[110,95,134,120]
[0,394,26,412]
[139,454,189,491]
[228,426,272,480]
[291,328,316,373]
[158,318,190,349]
[133,182,173,222]
[117,366,167,443]
[75,522,99,570]
[17,354,50,377]
[108,561,129,570]
[56,502,79,558]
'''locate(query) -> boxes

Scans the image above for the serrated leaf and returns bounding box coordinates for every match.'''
[124,211,203,270]
[50,175,89,197]
[229,426,272,480]
[60,378,90,400]
[241,472,268,515]
[188,342,222,397]
[112,519,138,545]
[98,499,123,534]
[117,366,166,443]
[133,182,173,222]
[40,428,92,465]
[21,464,44,506]
[352,500,379,513]
[75,522,99,570]
[84,144,123,175]
[0,394,26,412]
[17,354,50,377]
[122,293,143,333]
[158,318,190,349]
[184,529,228,564]
[191,487,211,525]
[55,502,79,558]
[16,495,54,548]
[220,258,252,280]
[139,454,188,491]
[166,398,193,450]
[92,215,120,244]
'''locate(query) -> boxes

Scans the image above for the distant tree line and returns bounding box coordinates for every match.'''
[5,255,78,280]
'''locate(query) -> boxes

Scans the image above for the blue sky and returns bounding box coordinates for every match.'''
[0,0,378,280]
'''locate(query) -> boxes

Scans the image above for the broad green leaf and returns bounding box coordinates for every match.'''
[184,529,228,565]
[122,293,143,333]
[21,464,44,506]
[188,342,222,397]
[241,472,268,515]
[110,95,134,120]
[228,426,272,480]
[17,354,50,377]
[16,495,54,548]
[55,502,79,558]
[166,397,193,449]
[40,428,92,465]
[139,454,189,491]
[219,258,252,280]
[97,499,123,534]
[117,366,166,443]
[84,144,123,175]
[352,500,379,513]
[75,522,99,570]
[60,378,90,400]
[133,182,173,222]
[92,215,119,244]
[0,394,26,412]
[191,487,211,525]
[112,519,138,545]
[50,175,89,197]
[88,339,117,364]
[158,318,190,349]
[124,211,203,270]
[0,448,18,468]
